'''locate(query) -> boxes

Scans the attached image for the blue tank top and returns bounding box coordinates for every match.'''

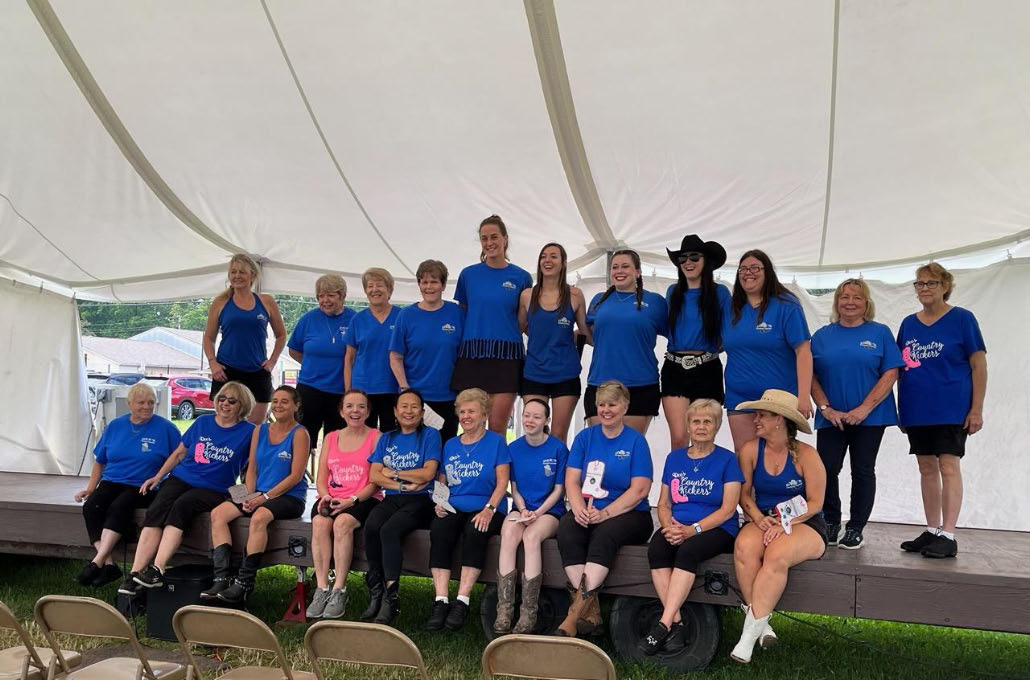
[216,295,270,372]
[752,438,806,512]
[254,423,308,500]
[524,303,580,383]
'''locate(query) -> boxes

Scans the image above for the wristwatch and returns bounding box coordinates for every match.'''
[398,481,408,492]
[349,495,359,504]
[261,492,269,500]
[392,470,399,482]
[485,503,496,512]
[819,404,829,412]
[692,523,703,535]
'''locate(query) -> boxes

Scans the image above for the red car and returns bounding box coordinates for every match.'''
[168,375,214,420]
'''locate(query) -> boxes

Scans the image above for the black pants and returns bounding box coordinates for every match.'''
[82,480,154,544]
[816,425,886,531]
[557,510,654,569]
[363,495,436,582]
[425,399,459,442]
[297,382,344,445]
[429,509,505,571]
[366,393,398,432]
[142,476,228,530]
[647,527,735,573]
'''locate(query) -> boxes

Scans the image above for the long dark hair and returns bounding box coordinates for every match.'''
[529,242,571,315]
[731,249,795,325]
[383,388,428,450]
[668,254,723,347]
[478,215,510,262]
[589,249,644,314]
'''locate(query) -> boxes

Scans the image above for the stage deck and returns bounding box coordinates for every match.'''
[1,472,1028,634]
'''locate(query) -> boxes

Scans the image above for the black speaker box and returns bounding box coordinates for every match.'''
[145,564,213,641]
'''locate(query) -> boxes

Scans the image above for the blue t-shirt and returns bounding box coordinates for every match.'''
[454,263,533,360]
[288,307,355,394]
[524,302,581,383]
[94,415,182,487]
[173,415,255,492]
[896,307,986,427]
[722,295,811,408]
[369,427,443,496]
[586,290,669,387]
[254,424,308,500]
[567,425,653,512]
[509,435,568,517]
[812,322,904,429]
[752,439,807,513]
[442,430,511,513]
[345,306,401,394]
[216,295,270,372]
[663,446,743,536]
[389,302,465,401]
[666,284,731,354]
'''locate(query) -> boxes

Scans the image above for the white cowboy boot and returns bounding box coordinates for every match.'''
[741,603,777,648]
[731,604,770,663]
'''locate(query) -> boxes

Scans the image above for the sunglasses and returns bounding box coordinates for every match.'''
[676,253,703,264]
[216,396,239,405]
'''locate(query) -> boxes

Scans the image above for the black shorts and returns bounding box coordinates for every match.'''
[143,476,228,530]
[310,496,381,526]
[211,365,273,403]
[659,355,724,403]
[584,383,660,418]
[451,357,523,395]
[906,424,968,458]
[520,375,582,399]
[233,494,306,521]
[647,527,736,573]
[762,509,829,549]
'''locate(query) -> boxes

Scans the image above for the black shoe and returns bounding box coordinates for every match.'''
[74,561,101,586]
[444,600,469,631]
[920,534,958,558]
[375,582,399,626]
[133,565,164,589]
[638,621,670,656]
[360,569,385,622]
[664,621,687,654]
[201,578,232,601]
[217,578,253,604]
[201,544,234,600]
[901,530,938,553]
[117,574,143,596]
[839,528,864,550]
[91,564,123,587]
[426,600,450,631]
[825,523,841,546]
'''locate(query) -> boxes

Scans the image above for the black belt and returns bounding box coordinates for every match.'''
[664,351,718,369]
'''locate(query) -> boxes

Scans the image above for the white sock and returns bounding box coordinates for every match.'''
[333,586,346,592]
[939,530,955,540]
[927,526,941,535]
[435,596,448,604]
[457,595,470,606]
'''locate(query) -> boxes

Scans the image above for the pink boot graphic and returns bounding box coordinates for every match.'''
[670,477,688,503]
[902,346,921,371]
[193,443,210,464]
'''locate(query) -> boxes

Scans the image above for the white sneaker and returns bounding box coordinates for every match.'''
[306,587,331,619]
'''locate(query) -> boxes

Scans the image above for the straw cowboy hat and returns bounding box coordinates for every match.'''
[735,389,813,434]
[666,234,727,271]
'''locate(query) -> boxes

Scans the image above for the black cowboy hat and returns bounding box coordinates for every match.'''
[666,234,727,270]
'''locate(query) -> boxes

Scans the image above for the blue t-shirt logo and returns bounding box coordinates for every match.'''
[141,437,155,452]
[502,280,517,290]
[442,323,456,334]
[557,317,571,328]
[904,339,944,366]
[859,340,877,350]
[785,478,804,492]
[257,313,267,321]
[276,449,292,461]
[614,448,631,460]
[756,321,773,333]
[445,459,485,485]
[542,458,556,477]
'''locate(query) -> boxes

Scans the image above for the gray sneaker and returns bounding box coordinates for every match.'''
[322,588,349,619]
[306,587,331,619]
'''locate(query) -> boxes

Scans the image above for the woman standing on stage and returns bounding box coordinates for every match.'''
[518,242,591,444]
[204,253,286,425]
[451,215,533,435]
[345,267,401,431]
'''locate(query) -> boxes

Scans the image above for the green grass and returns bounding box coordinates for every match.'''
[172,418,193,433]
[1,554,1027,679]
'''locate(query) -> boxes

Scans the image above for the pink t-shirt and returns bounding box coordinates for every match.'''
[325,428,382,500]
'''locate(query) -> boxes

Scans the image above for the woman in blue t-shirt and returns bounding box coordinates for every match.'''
[723,250,813,453]
[811,279,904,550]
[74,382,181,588]
[117,382,256,598]
[556,381,654,638]
[895,263,987,560]
[390,259,465,441]
[204,253,286,424]
[639,399,743,656]
[289,274,356,445]
[662,235,731,450]
[493,398,569,635]
[201,386,310,604]
[451,215,533,435]
[344,267,402,432]
[427,389,511,633]
[585,250,669,435]
[518,242,592,444]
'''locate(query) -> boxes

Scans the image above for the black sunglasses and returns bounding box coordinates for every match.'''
[676,253,703,264]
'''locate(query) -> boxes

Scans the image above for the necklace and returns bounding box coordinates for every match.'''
[687,447,710,473]
[614,290,635,303]
[324,311,339,344]
[130,420,145,435]
[461,432,485,456]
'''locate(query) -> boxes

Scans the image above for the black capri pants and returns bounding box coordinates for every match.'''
[425,399,459,442]
[647,527,736,573]
[142,476,228,531]
[429,509,506,571]
[82,480,154,544]
[557,510,654,569]
[366,393,399,433]
[296,382,344,445]
[363,495,436,582]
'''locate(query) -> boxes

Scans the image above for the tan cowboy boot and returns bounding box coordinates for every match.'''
[512,574,542,634]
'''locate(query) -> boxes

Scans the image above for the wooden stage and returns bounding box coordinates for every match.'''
[2,471,1029,635]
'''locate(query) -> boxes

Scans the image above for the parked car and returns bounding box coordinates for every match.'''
[168,375,214,420]
[104,373,146,386]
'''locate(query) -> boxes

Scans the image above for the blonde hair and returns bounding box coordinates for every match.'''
[126,381,157,404]
[315,273,347,299]
[829,278,876,323]
[219,253,260,301]
[915,262,955,301]
[215,381,255,421]
[685,398,723,432]
[594,380,630,406]
[454,388,491,416]
[362,267,395,295]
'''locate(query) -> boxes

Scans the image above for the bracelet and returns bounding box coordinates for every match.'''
[261,492,269,500]
[398,481,408,492]
[392,470,399,482]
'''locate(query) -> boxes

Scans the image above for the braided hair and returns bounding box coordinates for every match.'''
[589,249,644,314]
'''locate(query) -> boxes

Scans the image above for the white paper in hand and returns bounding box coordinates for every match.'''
[432,481,456,513]
[582,460,608,500]
[775,495,808,535]
[229,484,261,505]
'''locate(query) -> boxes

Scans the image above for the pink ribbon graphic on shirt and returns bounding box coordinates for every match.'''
[193,443,210,464]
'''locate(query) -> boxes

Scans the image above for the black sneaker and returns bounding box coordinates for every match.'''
[444,600,469,631]
[426,600,450,631]
[838,528,864,550]
[74,561,101,586]
[664,621,687,654]
[825,523,841,546]
[91,564,123,587]
[638,621,670,656]
[117,574,143,596]
[133,565,164,589]
[920,534,958,558]
[900,530,938,553]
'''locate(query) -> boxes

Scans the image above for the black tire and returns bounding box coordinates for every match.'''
[480,583,571,641]
[609,595,721,672]
[177,400,195,420]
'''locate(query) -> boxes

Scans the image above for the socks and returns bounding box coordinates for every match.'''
[927,526,941,535]
[333,586,347,593]
[457,595,470,606]
[435,596,448,604]
[939,530,955,540]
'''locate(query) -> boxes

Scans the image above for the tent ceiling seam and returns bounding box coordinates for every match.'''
[259,0,415,277]
[524,0,617,250]
[0,190,99,280]
[816,0,841,267]
[26,0,244,256]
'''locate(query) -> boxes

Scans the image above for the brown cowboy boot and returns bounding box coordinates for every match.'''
[512,574,542,634]
[493,570,518,634]
[556,578,590,637]
[577,582,603,635]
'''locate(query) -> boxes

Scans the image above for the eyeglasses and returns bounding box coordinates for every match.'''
[912,280,941,289]
[737,265,764,275]
[216,396,239,405]
[676,253,702,264]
